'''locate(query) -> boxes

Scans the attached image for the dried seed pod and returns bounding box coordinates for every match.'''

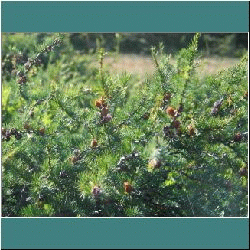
[2,128,6,135]
[213,99,223,109]
[163,125,174,137]
[47,45,52,51]
[95,97,106,108]
[4,135,11,142]
[116,156,128,171]
[17,71,24,77]
[28,58,34,64]
[53,38,62,46]
[187,125,195,136]
[102,114,112,123]
[15,132,22,140]
[172,120,181,129]
[234,132,242,142]
[3,130,12,141]
[34,58,42,66]
[211,107,219,116]
[91,139,98,147]
[73,149,81,156]
[24,122,30,130]
[101,107,109,117]
[5,130,11,137]
[239,167,248,177]
[39,128,45,136]
[174,110,180,118]
[24,62,32,70]
[95,100,103,108]
[124,182,133,193]
[131,151,140,158]
[166,106,175,117]
[148,159,161,169]
[17,75,27,84]
[2,130,11,141]
[92,186,101,198]
[163,93,171,102]
[70,155,79,164]
[10,128,18,135]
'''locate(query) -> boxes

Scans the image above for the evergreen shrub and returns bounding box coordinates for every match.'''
[1,33,248,217]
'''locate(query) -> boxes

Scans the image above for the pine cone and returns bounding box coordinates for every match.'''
[101,114,112,123]
[124,182,133,193]
[70,155,80,164]
[17,75,27,84]
[95,97,106,108]
[101,107,109,117]
[172,120,181,129]
[73,149,81,156]
[213,99,223,109]
[2,128,6,135]
[211,107,219,115]
[166,106,175,117]
[91,139,98,147]
[187,125,195,136]
[163,125,174,137]
[24,122,30,130]
[239,167,248,177]
[10,128,18,135]
[234,132,242,142]
[148,159,161,169]
[39,128,45,136]
[163,93,171,102]
[15,132,22,140]
[92,186,101,198]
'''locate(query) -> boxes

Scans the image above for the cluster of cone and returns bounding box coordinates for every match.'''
[211,98,223,116]
[163,93,195,137]
[2,127,22,141]
[95,97,112,123]
[17,38,63,85]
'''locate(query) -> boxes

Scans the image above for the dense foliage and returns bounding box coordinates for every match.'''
[1,33,248,217]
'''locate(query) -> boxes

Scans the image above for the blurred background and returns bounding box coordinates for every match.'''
[68,33,248,77]
[2,33,248,79]
[68,33,248,57]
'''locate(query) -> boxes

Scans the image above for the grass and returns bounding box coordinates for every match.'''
[98,54,241,79]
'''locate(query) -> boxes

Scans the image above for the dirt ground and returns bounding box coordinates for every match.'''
[102,54,241,79]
